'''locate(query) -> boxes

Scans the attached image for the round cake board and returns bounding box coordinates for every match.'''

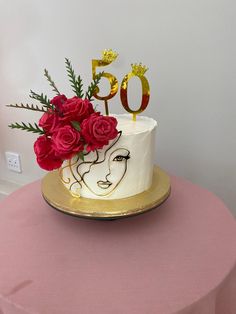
[41,166,171,220]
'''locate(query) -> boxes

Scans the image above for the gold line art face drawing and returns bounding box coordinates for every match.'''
[61,132,131,197]
[82,147,130,196]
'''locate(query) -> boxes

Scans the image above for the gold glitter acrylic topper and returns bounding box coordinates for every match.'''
[102,49,118,63]
[120,63,150,121]
[92,49,119,115]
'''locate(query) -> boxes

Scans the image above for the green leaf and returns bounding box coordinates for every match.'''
[8,122,45,135]
[65,58,84,98]
[44,69,60,95]
[78,151,85,161]
[29,90,54,110]
[94,104,99,112]
[85,72,103,101]
[71,121,81,131]
[6,103,47,113]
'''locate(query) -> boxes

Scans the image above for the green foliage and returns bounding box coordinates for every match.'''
[8,58,105,137]
[44,69,60,95]
[85,72,103,100]
[6,103,47,113]
[78,151,85,161]
[94,104,99,111]
[71,121,81,131]
[29,90,53,110]
[65,58,84,98]
[8,122,45,135]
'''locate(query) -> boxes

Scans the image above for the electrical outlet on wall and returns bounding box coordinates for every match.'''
[5,152,22,173]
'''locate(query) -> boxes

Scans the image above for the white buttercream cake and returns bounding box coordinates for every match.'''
[60,114,157,199]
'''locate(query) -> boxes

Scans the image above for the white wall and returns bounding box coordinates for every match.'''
[0,0,235,214]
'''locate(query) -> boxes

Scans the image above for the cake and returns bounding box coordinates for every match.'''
[8,50,158,201]
[60,114,157,199]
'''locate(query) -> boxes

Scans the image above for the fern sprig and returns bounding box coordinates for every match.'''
[8,122,45,135]
[65,58,84,98]
[85,72,103,101]
[6,103,47,113]
[29,90,54,110]
[44,69,60,95]
[76,75,84,98]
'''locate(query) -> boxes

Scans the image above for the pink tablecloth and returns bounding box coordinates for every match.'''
[0,175,235,314]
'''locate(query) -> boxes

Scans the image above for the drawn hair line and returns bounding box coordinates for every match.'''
[60,131,131,197]
[77,131,123,185]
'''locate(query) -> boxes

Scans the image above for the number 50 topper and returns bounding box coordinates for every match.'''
[92,49,150,121]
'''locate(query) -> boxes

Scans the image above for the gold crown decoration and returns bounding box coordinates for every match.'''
[102,49,118,63]
[131,63,148,76]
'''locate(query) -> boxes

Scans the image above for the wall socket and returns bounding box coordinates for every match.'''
[5,152,22,173]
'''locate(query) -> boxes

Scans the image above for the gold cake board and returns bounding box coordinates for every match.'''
[42,166,171,220]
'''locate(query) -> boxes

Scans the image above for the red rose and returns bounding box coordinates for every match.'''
[50,94,67,110]
[81,113,118,152]
[52,125,84,159]
[39,111,62,135]
[34,135,63,170]
[60,97,94,123]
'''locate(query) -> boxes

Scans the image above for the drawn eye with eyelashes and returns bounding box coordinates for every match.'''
[113,154,130,162]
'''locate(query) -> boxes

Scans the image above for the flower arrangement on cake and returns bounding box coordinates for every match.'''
[7,58,118,171]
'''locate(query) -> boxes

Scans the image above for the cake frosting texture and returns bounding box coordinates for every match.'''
[60,114,157,199]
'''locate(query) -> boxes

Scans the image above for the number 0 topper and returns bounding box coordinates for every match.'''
[120,63,150,121]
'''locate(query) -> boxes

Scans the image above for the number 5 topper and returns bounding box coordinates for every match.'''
[92,49,119,115]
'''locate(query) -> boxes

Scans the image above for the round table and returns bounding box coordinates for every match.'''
[0,175,235,314]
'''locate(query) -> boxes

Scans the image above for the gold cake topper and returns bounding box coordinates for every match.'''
[131,63,148,77]
[102,49,118,63]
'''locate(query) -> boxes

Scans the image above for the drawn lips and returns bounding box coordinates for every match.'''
[97,180,112,189]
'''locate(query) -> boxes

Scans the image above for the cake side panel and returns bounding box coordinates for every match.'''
[60,116,157,199]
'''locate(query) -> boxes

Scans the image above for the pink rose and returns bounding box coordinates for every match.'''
[81,113,118,152]
[39,111,62,135]
[60,97,94,123]
[50,94,67,111]
[34,135,62,170]
[52,125,84,159]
